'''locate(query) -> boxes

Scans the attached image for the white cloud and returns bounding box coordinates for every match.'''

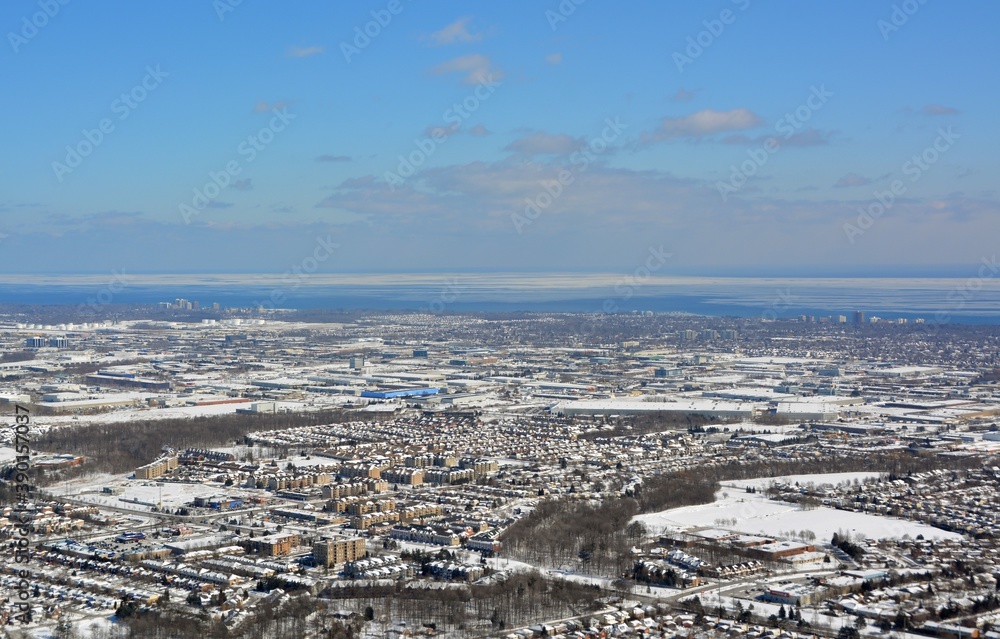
[287,45,324,58]
[427,17,482,46]
[649,108,762,141]
[431,53,502,84]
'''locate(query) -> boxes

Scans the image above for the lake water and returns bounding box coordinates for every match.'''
[1,273,998,323]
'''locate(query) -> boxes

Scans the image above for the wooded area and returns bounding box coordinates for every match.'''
[27,409,359,480]
[501,449,983,577]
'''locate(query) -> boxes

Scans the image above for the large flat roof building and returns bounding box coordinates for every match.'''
[313,536,366,568]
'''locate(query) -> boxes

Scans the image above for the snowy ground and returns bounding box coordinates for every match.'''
[634,472,963,542]
[694,587,861,635]
[61,479,241,511]
[26,393,352,436]
[36,398,328,428]
[281,455,342,468]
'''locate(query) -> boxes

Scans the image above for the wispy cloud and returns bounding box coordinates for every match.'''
[8,174,997,273]
[922,104,959,116]
[545,52,563,65]
[833,173,872,188]
[504,131,582,156]
[424,123,461,139]
[317,159,1000,241]
[644,108,762,142]
[670,87,700,103]
[318,161,709,226]
[83,210,144,226]
[254,99,291,113]
[781,129,833,147]
[426,17,482,46]
[431,53,501,84]
[316,154,352,163]
[233,179,254,191]
[901,104,961,117]
[337,176,378,189]
[288,45,324,58]
[720,129,833,148]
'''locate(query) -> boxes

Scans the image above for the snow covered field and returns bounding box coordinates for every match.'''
[634,472,963,542]
[38,399,311,428]
[0,446,18,464]
[67,480,236,511]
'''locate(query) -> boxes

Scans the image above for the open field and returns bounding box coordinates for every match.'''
[634,472,963,542]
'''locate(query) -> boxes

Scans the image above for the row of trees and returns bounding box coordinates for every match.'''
[318,571,600,633]
[579,412,716,439]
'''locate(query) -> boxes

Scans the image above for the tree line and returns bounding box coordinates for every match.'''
[24,409,358,481]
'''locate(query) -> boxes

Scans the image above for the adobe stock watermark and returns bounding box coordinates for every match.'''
[602,246,673,313]
[878,0,930,41]
[511,117,627,234]
[571,245,672,342]
[51,65,168,183]
[545,0,586,31]
[384,74,501,190]
[253,235,340,311]
[716,84,832,201]
[9,405,33,625]
[843,126,958,244]
[427,278,463,314]
[341,0,406,62]
[7,0,71,54]
[913,257,999,338]
[77,269,130,319]
[673,0,751,73]
[213,0,244,22]
[180,107,295,224]
[761,288,796,321]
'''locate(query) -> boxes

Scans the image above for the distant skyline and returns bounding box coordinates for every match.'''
[2,1,997,275]
[3,273,1000,323]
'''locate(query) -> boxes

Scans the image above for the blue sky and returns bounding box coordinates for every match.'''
[1,0,997,275]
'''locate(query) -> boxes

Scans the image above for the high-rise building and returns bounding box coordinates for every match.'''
[852,311,865,325]
[313,536,366,567]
